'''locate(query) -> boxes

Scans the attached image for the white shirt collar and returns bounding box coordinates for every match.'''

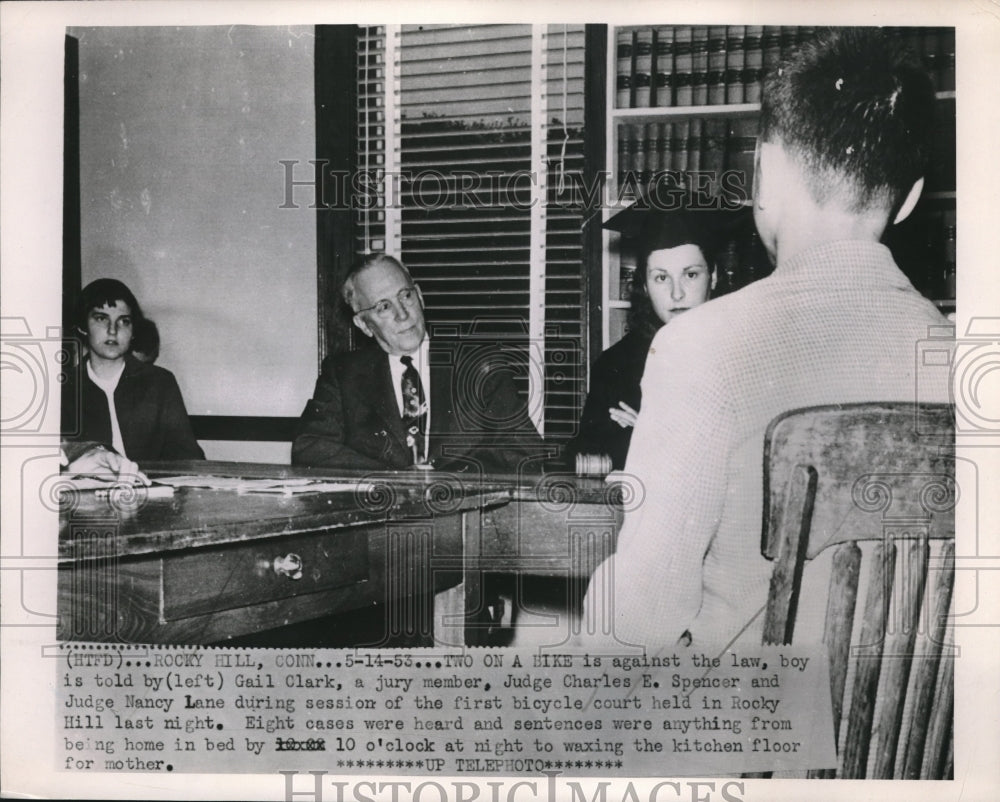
[86,358,126,391]
[86,359,128,457]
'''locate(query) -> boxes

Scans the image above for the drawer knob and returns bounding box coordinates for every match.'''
[268,553,303,580]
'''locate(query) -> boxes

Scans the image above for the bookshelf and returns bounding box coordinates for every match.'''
[601,25,957,350]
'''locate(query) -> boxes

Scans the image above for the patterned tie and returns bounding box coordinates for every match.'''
[400,356,427,462]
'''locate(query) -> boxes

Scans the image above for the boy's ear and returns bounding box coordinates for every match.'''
[893,177,925,225]
[754,140,789,214]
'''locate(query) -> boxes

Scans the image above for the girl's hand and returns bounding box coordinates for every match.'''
[67,446,150,485]
[608,401,638,429]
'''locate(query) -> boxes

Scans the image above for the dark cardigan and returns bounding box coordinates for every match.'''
[62,354,204,461]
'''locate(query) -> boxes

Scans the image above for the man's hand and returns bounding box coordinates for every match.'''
[66,446,150,486]
[608,401,639,429]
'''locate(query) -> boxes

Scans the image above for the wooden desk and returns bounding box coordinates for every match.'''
[58,463,621,646]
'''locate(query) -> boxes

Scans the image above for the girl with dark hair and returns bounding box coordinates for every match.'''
[62,278,204,461]
[567,208,727,470]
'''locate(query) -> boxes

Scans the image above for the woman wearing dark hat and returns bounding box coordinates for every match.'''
[62,278,204,461]
[568,206,730,470]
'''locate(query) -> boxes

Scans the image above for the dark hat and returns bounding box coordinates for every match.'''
[603,201,751,256]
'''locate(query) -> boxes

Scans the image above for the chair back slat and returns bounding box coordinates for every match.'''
[871,538,930,777]
[921,593,955,779]
[824,541,862,742]
[841,541,896,777]
[761,465,816,645]
[805,540,861,779]
[902,541,955,778]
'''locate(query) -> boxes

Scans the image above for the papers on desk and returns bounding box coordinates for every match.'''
[60,475,175,499]
[155,475,374,495]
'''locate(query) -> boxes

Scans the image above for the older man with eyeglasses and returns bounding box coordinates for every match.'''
[293,253,543,473]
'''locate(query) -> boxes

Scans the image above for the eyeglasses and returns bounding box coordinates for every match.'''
[355,286,420,319]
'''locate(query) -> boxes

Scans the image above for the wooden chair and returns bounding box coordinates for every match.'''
[760,403,955,779]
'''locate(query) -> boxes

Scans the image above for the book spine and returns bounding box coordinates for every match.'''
[672,119,690,182]
[615,28,633,109]
[687,118,703,175]
[654,26,675,107]
[702,118,726,197]
[630,123,647,194]
[725,117,758,204]
[725,26,746,105]
[744,26,764,103]
[708,26,728,106]
[691,26,709,106]
[762,26,782,77]
[673,26,693,106]
[657,122,672,188]
[617,124,632,198]
[634,28,654,107]
[645,121,662,185]
[649,27,660,107]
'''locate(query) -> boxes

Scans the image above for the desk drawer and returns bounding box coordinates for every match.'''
[162,528,369,621]
[480,503,620,575]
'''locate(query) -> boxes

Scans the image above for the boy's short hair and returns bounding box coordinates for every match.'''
[76,278,145,331]
[760,27,936,213]
[341,253,411,311]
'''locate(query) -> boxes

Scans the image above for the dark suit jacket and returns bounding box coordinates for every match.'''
[62,355,204,461]
[292,340,545,473]
[565,329,653,470]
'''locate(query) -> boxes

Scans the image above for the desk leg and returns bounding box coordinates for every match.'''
[463,506,486,647]
[431,508,484,648]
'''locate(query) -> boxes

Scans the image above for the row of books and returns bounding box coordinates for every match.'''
[614,25,796,109]
[617,106,955,203]
[616,118,758,202]
[615,25,956,109]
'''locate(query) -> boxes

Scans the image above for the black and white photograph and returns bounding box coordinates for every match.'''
[1,1,997,800]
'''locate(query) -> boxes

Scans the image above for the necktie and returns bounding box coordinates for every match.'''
[400,356,427,462]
